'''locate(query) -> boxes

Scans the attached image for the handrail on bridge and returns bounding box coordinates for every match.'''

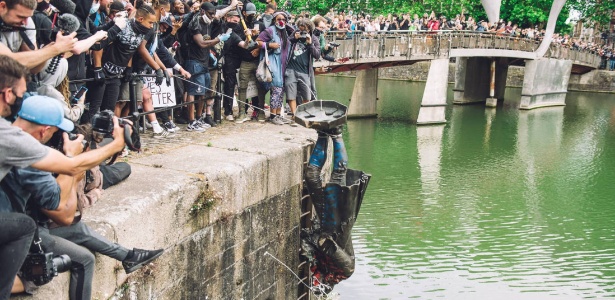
[314,30,601,69]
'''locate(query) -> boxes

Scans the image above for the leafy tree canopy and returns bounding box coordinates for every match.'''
[273,0,612,31]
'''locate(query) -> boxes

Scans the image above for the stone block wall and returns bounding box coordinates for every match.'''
[13,127,315,300]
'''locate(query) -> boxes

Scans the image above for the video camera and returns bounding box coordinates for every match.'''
[20,237,71,286]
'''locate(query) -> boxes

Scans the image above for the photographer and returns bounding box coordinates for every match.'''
[284,18,319,124]
[0,0,78,71]
[0,95,91,297]
[312,16,336,62]
[0,55,128,182]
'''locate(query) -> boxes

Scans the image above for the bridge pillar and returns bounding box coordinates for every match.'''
[453,57,508,105]
[348,69,378,118]
[417,58,449,125]
[519,58,572,110]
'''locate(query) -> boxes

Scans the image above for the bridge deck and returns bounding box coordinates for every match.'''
[313,31,600,74]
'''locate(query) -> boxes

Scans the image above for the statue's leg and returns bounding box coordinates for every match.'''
[330,132,348,185]
[306,133,329,219]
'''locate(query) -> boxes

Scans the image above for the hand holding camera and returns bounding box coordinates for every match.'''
[51,31,78,55]
[62,132,86,157]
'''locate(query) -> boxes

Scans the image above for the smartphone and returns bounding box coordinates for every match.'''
[71,86,88,104]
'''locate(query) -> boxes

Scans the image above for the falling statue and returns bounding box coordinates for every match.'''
[295,100,371,293]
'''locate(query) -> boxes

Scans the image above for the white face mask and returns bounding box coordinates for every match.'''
[202,13,211,24]
[90,1,100,14]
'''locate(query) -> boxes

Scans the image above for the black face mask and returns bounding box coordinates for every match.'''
[133,21,153,35]
[227,22,240,30]
[246,15,255,24]
[8,93,23,121]
[313,29,321,36]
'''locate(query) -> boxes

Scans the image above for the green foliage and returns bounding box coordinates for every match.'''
[281,0,611,32]
[570,0,615,29]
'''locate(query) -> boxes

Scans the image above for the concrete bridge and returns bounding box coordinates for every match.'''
[313,31,602,124]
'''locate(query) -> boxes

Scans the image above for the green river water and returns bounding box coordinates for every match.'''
[314,76,615,299]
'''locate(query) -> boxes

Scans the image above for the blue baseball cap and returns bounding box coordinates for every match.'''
[18,95,74,132]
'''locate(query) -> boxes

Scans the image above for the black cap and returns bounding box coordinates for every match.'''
[201,2,216,12]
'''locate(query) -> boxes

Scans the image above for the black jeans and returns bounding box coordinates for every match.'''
[83,70,122,123]
[0,213,36,300]
[222,66,238,116]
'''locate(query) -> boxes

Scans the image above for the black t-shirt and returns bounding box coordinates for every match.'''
[399,19,410,30]
[287,41,310,74]
[186,18,212,65]
[102,20,154,75]
[132,23,159,72]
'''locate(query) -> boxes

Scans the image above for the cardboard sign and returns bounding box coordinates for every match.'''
[144,68,176,108]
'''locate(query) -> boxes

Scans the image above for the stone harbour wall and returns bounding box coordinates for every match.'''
[326,61,615,93]
[14,125,316,300]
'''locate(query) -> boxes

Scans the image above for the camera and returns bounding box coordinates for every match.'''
[91,110,115,135]
[20,252,71,286]
[329,42,340,48]
[299,31,308,42]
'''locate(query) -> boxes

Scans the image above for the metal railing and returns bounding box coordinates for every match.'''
[315,30,601,68]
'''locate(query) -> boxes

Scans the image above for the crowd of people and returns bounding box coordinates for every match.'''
[0,0,612,298]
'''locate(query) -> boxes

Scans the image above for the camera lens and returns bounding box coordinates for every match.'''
[52,255,72,273]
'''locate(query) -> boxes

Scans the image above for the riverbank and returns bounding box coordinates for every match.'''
[321,61,615,93]
[14,121,316,300]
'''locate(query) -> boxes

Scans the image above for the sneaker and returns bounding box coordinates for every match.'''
[163,121,176,133]
[289,121,298,127]
[145,119,153,129]
[120,146,130,157]
[195,119,211,129]
[187,120,205,132]
[251,110,258,121]
[235,114,249,124]
[280,116,292,124]
[152,128,170,138]
[122,248,164,274]
[225,115,234,121]
[257,111,266,123]
[203,115,217,127]
[269,116,285,125]
[169,121,179,131]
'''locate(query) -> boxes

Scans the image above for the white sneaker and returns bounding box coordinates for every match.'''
[152,128,170,138]
[187,120,205,132]
[225,115,234,121]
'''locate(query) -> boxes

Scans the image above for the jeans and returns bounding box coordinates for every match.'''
[238,61,259,114]
[610,59,615,71]
[39,227,95,300]
[222,65,238,116]
[50,221,129,262]
[0,213,35,300]
[83,70,122,124]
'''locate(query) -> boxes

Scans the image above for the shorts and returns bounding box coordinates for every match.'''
[284,68,311,102]
[118,80,144,102]
[184,60,211,96]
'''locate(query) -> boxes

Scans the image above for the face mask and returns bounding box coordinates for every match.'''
[246,15,254,24]
[133,20,152,35]
[275,21,285,30]
[263,14,272,24]
[90,2,100,14]
[8,93,23,121]
[202,13,212,24]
